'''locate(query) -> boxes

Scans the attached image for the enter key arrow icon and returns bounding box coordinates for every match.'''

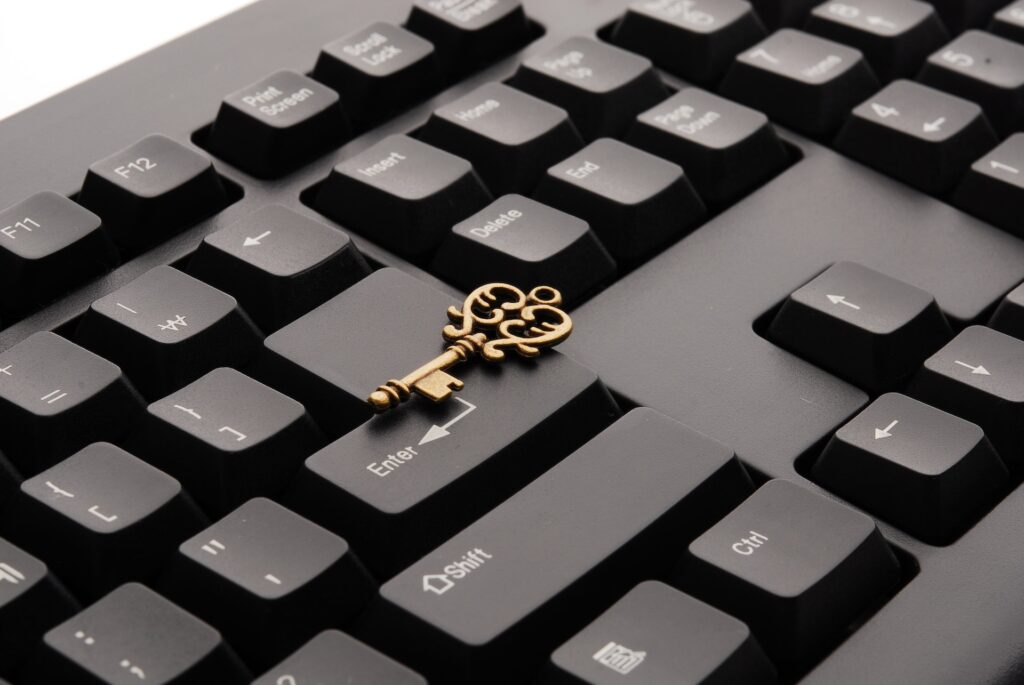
[419,397,477,446]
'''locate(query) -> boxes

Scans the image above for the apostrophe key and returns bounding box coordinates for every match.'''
[627,88,789,205]
[75,266,263,399]
[363,409,754,683]
[954,133,1024,235]
[611,0,767,85]
[429,195,616,307]
[720,29,879,137]
[768,262,952,391]
[1,443,206,600]
[805,0,949,82]
[417,82,584,194]
[315,134,492,260]
[748,0,819,28]
[535,138,707,264]
[313,23,440,124]
[0,537,78,678]
[813,393,1007,543]
[918,30,1024,136]
[675,480,901,667]
[252,630,426,685]
[510,37,668,140]
[188,205,370,331]
[0,332,143,475]
[0,192,117,317]
[990,1,1024,44]
[405,0,530,74]
[23,583,250,685]
[128,368,323,515]
[989,281,1024,339]
[78,134,229,254]
[929,0,1008,33]
[835,80,998,194]
[160,498,375,671]
[208,70,349,178]
[908,326,1024,470]
[547,581,777,685]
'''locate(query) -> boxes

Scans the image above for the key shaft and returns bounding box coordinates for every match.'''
[368,333,487,412]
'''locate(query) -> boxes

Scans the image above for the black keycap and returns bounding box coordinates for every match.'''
[675,479,901,666]
[749,0,819,28]
[548,580,776,685]
[0,537,78,678]
[991,1,1024,44]
[918,30,1024,136]
[208,70,349,178]
[78,134,229,254]
[161,498,374,671]
[990,280,1024,338]
[0,332,143,475]
[611,0,767,85]
[804,0,949,82]
[315,134,492,260]
[75,266,262,399]
[835,80,998,193]
[188,205,370,331]
[908,325,1024,470]
[252,630,426,685]
[510,37,668,140]
[814,393,1007,543]
[362,409,754,683]
[535,138,707,264]
[627,88,790,205]
[0,192,117,317]
[1,443,206,599]
[429,195,616,307]
[768,262,951,390]
[24,583,249,685]
[930,0,1008,33]
[953,133,1024,234]
[128,368,322,515]
[720,28,879,137]
[417,82,584,194]
[313,23,441,124]
[405,0,530,73]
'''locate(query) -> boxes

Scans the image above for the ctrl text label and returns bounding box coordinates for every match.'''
[731,530,768,556]
[422,547,493,595]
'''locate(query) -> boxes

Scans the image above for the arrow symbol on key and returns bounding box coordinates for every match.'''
[923,117,947,133]
[244,230,272,247]
[418,397,477,446]
[954,360,990,375]
[990,160,1020,174]
[827,294,861,310]
[874,419,898,440]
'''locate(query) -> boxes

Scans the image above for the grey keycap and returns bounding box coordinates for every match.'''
[991,1,1024,44]
[252,630,426,685]
[954,133,1024,235]
[406,0,530,73]
[990,279,1024,338]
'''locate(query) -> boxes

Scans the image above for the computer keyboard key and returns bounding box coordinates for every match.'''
[804,0,950,82]
[510,37,669,140]
[128,367,322,515]
[990,1,1024,44]
[1,443,206,599]
[75,266,262,399]
[611,0,768,85]
[405,0,530,73]
[417,82,584,194]
[24,583,249,685]
[0,332,143,475]
[953,133,1024,235]
[365,409,755,682]
[208,70,349,178]
[315,134,492,260]
[814,393,1007,543]
[0,537,78,678]
[675,479,901,666]
[749,0,818,28]
[768,261,951,391]
[835,80,998,194]
[990,281,1024,339]
[161,498,374,670]
[930,0,1008,33]
[77,134,229,254]
[918,30,1024,136]
[908,325,1024,470]
[627,88,790,205]
[429,194,616,307]
[313,23,440,124]
[534,138,707,264]
[187,205,370,331]
[0,192,117,316]
[252,630,426,685]
[720,29,879,137]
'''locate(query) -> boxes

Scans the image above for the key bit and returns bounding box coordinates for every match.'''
[368,283,573,412]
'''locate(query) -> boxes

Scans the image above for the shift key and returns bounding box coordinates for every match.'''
[366,408,755,683]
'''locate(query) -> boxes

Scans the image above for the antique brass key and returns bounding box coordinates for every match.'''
[367,283,573,412]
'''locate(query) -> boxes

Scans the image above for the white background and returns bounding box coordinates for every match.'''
[0,0,254,120]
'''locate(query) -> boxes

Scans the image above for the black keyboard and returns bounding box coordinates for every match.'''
[2,0,1024,682]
